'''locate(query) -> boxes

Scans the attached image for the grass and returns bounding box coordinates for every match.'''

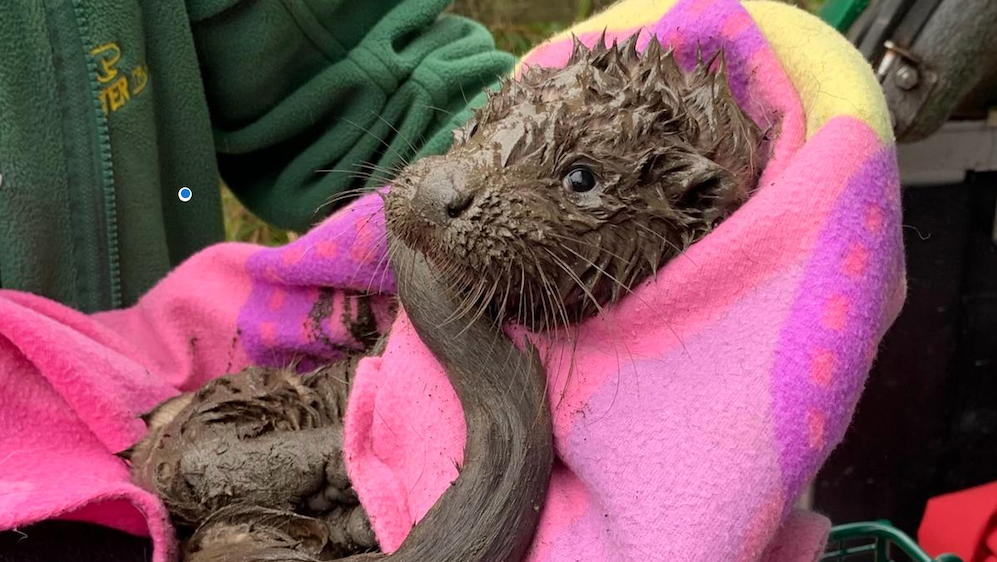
[222,0,827,245]
[490,21,572,56]
[220,186,298,245]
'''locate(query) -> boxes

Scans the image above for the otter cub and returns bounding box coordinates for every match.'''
[121,33,763,562]
[387,33,763,329]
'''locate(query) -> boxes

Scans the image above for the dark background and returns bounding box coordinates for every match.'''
[815,172,997,535]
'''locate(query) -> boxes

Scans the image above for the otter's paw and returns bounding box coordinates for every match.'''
[320,504,379,556]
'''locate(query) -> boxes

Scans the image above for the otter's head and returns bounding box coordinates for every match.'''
[386,33,764,330]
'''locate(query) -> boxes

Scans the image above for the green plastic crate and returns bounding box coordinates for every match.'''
[818,0,871,32]
[823,521,963,562]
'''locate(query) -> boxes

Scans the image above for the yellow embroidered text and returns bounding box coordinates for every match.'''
[90,42,150,115]
[98,76,130,114]
[131,64,148,95]
[90,43,121,84]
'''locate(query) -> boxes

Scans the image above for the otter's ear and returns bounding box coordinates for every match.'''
[675,156,742,220]
[640,151,741,218]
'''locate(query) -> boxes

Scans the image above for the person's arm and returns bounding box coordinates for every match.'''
[188,0,514,233]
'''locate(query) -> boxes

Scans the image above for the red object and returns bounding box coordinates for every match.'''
[919,480,997,562]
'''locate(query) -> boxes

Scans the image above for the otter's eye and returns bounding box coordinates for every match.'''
[563,167,597,193]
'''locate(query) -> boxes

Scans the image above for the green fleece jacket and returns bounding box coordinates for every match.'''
[0,0,513,312]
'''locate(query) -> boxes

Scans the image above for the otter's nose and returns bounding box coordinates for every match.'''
[446,192,474,218]
[412,168,475,224]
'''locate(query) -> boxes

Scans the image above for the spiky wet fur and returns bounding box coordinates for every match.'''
[386,32,765,331]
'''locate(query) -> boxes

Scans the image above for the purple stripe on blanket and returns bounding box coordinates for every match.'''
[770,145,903,498]
[237,195,392,369]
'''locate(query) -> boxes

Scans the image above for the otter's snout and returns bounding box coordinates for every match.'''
[410,167,475,225]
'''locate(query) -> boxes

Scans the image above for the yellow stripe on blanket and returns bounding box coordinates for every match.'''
[746,1,892,142]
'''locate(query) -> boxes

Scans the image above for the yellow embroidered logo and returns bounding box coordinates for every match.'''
[90,43,150,115]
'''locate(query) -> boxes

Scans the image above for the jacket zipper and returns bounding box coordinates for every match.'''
[71,0,123,309]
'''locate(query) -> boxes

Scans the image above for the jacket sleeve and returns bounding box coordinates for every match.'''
[187,0,514,232]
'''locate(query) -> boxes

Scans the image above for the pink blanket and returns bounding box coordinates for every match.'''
[0,1,901,561]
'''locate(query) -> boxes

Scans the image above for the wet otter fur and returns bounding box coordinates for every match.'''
[120,361,379,560]
[122,31,763,562]
[387,33,764,329]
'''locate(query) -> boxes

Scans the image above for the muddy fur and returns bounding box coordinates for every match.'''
[122,30,764,562]
[122,361,376,560]
[387,33,764,329]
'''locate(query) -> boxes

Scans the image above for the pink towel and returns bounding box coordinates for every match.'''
[0,1,901,562]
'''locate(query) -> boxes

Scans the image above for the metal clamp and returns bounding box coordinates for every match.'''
[879,41,939,137]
